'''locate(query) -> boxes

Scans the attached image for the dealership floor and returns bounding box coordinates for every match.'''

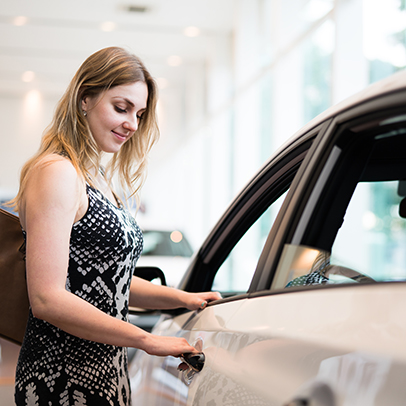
[0,338,20,405]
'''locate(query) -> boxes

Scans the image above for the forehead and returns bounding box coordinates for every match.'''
[107,82,148,107]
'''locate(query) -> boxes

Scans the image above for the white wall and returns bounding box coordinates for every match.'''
[0,92,57,198]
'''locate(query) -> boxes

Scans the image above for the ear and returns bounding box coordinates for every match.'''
[81,96,88,113]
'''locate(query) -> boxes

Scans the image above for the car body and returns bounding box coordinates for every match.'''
[129,70,406,406]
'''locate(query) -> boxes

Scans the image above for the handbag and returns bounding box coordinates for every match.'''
[0,207,29,345]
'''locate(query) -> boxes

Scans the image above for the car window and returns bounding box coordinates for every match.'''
[213,191,287,293]
[331,180,406,281]
[179,131,321,295]
[271,112,406,290]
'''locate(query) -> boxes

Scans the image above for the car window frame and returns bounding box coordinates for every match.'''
[254,90,406,293]
[248,120,333,293]
[177,128,320,304]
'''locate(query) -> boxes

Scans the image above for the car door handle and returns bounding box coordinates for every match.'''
[181,352,205,372]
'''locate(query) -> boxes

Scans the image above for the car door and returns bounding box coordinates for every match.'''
[131,85,406,405]
[129,123,326,405]
[216,94,406,405]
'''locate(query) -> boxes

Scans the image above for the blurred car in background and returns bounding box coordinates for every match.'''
[129,70,406,405]
[136,229,194,288]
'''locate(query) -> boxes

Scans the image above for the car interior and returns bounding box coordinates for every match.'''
[280,110,406,288]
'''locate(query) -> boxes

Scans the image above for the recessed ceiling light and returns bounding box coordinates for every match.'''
[100,21,116,32]
[13,16,28,26]
[167,55,182,67]
[183,26,200,37]
[22,71,35,83]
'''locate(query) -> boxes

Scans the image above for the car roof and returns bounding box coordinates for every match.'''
[269,69,406,163]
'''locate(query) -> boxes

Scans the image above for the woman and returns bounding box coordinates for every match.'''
[12,46,220,405]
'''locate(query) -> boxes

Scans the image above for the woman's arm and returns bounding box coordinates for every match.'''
[21,155,195,356]
[129,276,222,310]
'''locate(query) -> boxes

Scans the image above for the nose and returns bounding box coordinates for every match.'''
[123,115,139,133]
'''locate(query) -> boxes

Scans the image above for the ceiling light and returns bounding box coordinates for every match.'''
[184,26,200,37]
[13,16,28,26]
[167,55,182,67]
[100,21,116,32]
[22,71,35,83]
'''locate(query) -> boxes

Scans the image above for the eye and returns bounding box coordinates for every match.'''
[114,106,126,113]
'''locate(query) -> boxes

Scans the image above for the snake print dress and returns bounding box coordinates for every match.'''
[15,185,143,406]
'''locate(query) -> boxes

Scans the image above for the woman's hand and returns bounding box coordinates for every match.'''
[130,277,222,311]
[184,291,223,311]
[142,334,197,357]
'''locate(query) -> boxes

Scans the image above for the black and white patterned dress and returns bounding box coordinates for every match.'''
[15,185,143,406]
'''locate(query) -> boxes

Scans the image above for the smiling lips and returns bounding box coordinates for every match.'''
[112,130,130,142]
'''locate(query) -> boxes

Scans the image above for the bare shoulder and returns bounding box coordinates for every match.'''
[21,154,86,227]
[27,153,84,192]
[32,153,80,180]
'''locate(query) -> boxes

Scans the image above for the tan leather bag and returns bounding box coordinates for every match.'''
[0,207,29,345]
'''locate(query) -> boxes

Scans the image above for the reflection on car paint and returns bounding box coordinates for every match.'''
[316,352,391,405]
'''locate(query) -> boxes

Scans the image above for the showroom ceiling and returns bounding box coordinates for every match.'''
[0,0,235,98]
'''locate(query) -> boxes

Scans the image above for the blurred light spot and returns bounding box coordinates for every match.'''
[23,90,42,123]
[363,211,377,230]
[184,26,200,37]
[303,0,333,21]
[170,231,183,243]
[13,16,27,26]
[100,21,116,32]
[364,0,406,67]
[157,77,168,89]
[312,19,335,54]
[167,55,182,67]
[22,71,35,83]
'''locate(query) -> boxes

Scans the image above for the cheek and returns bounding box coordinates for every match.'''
[90,110,112,131]
[101,108,121,128]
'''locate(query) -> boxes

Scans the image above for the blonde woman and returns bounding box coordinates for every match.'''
[13,47,220,406]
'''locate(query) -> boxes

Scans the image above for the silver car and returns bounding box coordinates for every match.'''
[129,70,406,406]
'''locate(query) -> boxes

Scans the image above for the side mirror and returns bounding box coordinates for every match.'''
[133,266,167,286]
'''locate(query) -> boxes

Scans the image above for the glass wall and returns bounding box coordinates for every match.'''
[364,0,406,82]
[142,0,406,289]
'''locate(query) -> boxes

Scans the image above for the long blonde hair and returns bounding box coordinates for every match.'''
[11,46,159,211]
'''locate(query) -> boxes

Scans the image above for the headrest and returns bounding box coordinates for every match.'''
[399,197,406,218]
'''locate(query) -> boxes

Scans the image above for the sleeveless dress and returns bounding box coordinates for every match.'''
[15,185,143,406]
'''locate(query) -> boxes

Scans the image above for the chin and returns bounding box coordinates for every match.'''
[100,144,124,154]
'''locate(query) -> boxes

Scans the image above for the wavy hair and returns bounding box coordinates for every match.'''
[11,46,159,211]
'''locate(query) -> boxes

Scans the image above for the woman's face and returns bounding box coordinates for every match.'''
[81,81,148,153]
